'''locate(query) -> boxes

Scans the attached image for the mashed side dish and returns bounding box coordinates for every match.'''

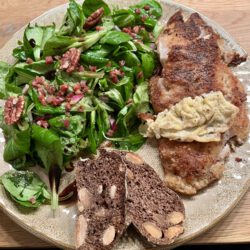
[140,91,239,142]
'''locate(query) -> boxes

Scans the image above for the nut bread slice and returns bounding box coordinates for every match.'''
[119,151,185,245]
[75,150,127,250]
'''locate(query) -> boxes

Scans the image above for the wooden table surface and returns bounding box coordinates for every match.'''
[0,0,250,248]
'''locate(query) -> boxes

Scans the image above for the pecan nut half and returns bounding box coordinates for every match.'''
[4,96,25,125]
[60,48,81,73]
[84,7,104,30]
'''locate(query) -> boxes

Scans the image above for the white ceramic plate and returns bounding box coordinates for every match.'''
[0,1,250,249]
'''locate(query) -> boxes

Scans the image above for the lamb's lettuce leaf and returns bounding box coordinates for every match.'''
[82,0,111,17]
[58,0,86,36]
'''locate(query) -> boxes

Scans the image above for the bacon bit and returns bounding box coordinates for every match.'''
[131,33,137,39]
[32,76,45,88]
[96,26,103,31]
[122,27,132,34]
[45,56,54,64]
[26,58,33,64]
[60,48,81,73]
[38,94,47,106]
[46,95,63,106]
[66,92,74,102]
[37,87,46,97]
[141,15,147,22]
[44,83,55,95]
[78,65,85,72]
[65,102,71,111]
[133,26,141,34]
[235,157,242,162]
[144,5,150,10]
[73,83,81,92]
[29,197,36,204]
[64,119,70,128]
[137,71,144,79]
[89,65,97,72]
[109,69,124,83]
[37,119,49,128]
[135,8,141,14]
[110,75,119,83]
[4,96,25,125]
[60,84,69,93]
[119,60,125,67]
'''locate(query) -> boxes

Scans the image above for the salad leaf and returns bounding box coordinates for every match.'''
[141,53,155,79]
[3,128,31,166]
[31,125,63,211]
[58,0,85,36]
[0,170,50,208]
[112,9,136,28]
[0,61,11,99]
[30,90,65,115]
[100,31,132,45]
[133,81,149,104]
[49,114,86,137]
[13,60,56,85]
[23,24,55,61]
[102,88,125,109]
[80,46,112,66]
[132,0,162,18]
[104,133,145,151]
[31,125,63,172]
[82,0,111,17]
[43,18,114,56]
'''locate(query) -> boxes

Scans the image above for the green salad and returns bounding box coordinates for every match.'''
[0,0,162,210]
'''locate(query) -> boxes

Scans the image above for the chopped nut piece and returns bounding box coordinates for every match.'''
[102,225,116,245]
[4,96,25,125]
[84,7,104,30]
[60,48,81,73]
[142,222,162,239]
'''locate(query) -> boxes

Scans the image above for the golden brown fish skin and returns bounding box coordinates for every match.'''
[150,11,249,195]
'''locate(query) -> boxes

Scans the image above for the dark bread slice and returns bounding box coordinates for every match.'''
[118,151,185,245]
[75,150,126,250]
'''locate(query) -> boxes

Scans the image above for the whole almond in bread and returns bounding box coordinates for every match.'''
[75,149,185,249]
[75,150,126,250]
[119,151,185,245]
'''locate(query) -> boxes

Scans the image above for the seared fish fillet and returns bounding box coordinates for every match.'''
[150,11,249,195]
